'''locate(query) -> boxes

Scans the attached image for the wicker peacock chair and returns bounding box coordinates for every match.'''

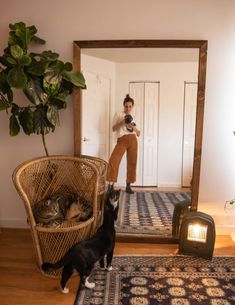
[12,155,99,278]
[81,155,108,226]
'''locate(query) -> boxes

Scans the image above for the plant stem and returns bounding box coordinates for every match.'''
[41,133,49,156]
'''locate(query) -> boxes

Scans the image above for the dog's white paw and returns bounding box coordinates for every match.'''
[106,265,113,271]
[85,278,95,289]
[61,286,69,294]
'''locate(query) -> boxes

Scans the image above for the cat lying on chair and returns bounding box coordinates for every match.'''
[41,185,120,303]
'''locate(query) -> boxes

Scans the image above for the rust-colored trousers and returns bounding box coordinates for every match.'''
[106,134,138,183]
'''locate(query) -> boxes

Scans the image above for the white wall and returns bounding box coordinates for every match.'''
[1,0,235,233]
[81,54,116,83]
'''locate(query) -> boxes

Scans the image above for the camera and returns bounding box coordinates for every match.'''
[124,114,133,124]
[124,114,136,132]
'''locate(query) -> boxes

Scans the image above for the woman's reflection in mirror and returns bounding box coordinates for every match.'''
[106,94,140,194]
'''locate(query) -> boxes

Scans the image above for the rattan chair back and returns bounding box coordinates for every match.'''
[81,155,108,226]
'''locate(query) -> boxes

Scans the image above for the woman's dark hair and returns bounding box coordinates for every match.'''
[123,94,134,106]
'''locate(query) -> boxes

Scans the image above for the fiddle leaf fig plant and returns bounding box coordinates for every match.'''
[0,22,86,155]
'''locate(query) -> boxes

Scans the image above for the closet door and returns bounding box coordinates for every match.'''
[182,82,197,187]
[129,82,159,186]
[142,82,159,185]
[129,82,144,185]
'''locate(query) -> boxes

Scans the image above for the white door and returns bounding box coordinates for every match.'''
[142,83,159,185]
[81,71,110,161]
[182,82,198,187]
[129,82,144,185]
[120,82,159,186]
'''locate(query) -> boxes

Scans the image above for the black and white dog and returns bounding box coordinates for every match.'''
[41,185,120,303]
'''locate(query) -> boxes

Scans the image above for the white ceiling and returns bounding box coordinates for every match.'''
[82,48,199,63]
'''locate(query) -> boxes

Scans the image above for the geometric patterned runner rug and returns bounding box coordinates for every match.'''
[76,255,235,305]
[116,191,191,237]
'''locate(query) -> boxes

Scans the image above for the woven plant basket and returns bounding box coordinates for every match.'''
[81,155,108,226]
[12,155,99,278]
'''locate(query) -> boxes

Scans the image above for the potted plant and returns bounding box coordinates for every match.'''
[0,22,86,155]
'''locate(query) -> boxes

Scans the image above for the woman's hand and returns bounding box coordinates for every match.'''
[126,123,140,137]
[126,123,134,130]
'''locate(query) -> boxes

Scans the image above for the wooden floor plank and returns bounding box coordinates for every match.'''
[0,228,234,305]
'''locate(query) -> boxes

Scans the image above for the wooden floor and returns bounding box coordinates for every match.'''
[0,228,234,305]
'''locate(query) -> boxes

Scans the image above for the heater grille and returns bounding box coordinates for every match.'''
[187,224,208,243]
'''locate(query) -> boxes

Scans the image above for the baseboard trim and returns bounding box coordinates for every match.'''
[0,219,28,228]
[215,225,235,235]
[0,219,234,236]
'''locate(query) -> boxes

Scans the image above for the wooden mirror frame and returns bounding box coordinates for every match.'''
[73,40,207,240]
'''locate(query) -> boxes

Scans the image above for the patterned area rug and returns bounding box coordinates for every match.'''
[116,191,191,237]
[76,255,235,305]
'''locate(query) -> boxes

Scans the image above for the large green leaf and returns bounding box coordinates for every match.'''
[33,106,52,135]
[52,91,69,104]
[11,103,19,115]
[0,98,9,111]
[31,35,46,45]
[47,105,59,126]
[27,60,48,76]
[43,69,62,96]
[7,67,27,88]
[6,57,17,65]
[8,23,45,48]
[18,108,34,135]
[64,62,73,71]
[9,23,28,49]
[10,45,24,59]
[9,115,20,136]
[0,71,11,94]
[9,22,26,31]
[31,50,59,61]
[18,55,32,66]
[0,55,8,67]
[8,32,21,46]
[27,25,37,36]
[15,25,35,48]
[23,80,48,105]
[49,60,64,71]
[63,71,86,89]
[7,89,13,102]
[50,98,66,109]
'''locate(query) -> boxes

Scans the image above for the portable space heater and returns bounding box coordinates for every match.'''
[179,211,216,260]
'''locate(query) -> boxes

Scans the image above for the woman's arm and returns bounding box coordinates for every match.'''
[133,126,140,137]
[112,119,125,132]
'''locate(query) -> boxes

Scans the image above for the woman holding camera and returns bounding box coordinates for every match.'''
[106,94,140,194]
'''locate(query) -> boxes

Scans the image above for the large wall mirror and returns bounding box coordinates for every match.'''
[73,40,207,242]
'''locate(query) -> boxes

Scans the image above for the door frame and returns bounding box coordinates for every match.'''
[182,81,198,187]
